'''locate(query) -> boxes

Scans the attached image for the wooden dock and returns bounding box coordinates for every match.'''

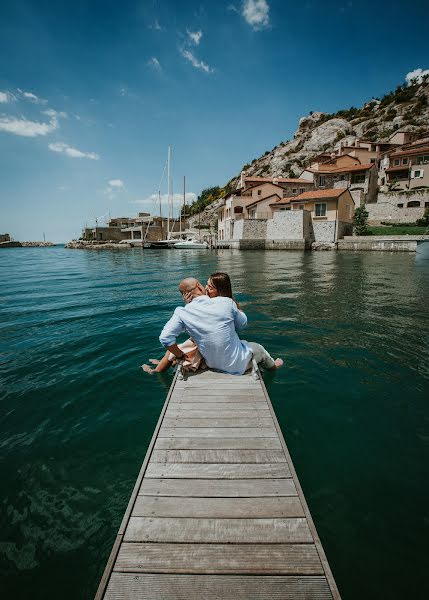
[95,369,340,599]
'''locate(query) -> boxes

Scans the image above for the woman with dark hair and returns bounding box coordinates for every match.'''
[142,272,235,374]
[142,271,282,374]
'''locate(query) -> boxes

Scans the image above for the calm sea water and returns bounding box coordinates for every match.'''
[1,246,428,599]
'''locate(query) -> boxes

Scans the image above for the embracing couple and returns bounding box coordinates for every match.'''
[143,272,282,376]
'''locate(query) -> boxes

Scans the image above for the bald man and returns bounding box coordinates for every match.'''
[159,277,282,375]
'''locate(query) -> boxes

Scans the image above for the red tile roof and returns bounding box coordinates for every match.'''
[247,193,282,208]
[388,145,429,158]
[273,188,348,204]
[306,163,375,174]
[244,176,313,184]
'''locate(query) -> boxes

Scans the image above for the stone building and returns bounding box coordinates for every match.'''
[300,159,378,205]
[218,188,354,247]
[379,138,429,193]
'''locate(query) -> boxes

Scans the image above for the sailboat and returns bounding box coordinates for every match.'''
[171,175,209,249]
[144,147,177,248]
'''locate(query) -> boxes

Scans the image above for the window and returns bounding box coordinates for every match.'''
[425,202,429,208]
[402,158,409,165]
[351,173,366,184]
[315,203,327,217]
[397,203,404,208]
[339,175,345,181]
[299,204,305,210]
[407,201,421,208]
[257,189,262,196]
[292,188,297,194]
[394,159,400,166]
[370,158,376,164]
[417,155,429,165]
[319,175,326,187]
[299,188,304,193]
[412,170,423,178]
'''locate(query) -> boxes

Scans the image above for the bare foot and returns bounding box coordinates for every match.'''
[142,364,155,374]
[149,359,160,365]
[273,358,283,369]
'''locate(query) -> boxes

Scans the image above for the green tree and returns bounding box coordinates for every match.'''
[353,205,369,236]
[416,207,429,227]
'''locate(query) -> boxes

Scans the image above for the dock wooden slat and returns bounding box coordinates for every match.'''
[95,369,341,600]
[132,496,304,518]
[139,477,298,497]
[115,542,322,574]
[150,449,286,463]
[145,462,291,479]
[104,573,334,599]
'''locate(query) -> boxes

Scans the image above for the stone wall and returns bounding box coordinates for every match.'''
[266,210,308,240]
[312,221,336,242]
[337,221,353,239]
[233,219,267,240]
[366,191,429,224]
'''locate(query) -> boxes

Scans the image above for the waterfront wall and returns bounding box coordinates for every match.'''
[266,210,311,240]
[366,191,429,224]
[338,235,429,252]
[233,219,267,240]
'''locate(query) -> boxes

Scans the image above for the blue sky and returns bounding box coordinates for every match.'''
[1,0,428,242]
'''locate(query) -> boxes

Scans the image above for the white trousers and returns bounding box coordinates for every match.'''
[247,342,276,370]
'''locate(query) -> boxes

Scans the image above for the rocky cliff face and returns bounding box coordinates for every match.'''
[193,77,429,225]
[231,78,429,186]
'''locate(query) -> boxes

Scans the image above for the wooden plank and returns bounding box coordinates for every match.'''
[166,408,270,417]
[139,478,298,497]
[162,417,274,428]
[124,516,313,543]
[154,437,282,450]
[133,496,304,518]
[173,388,262,396]
[159,427,277,438]
[105,573,333,599]
[115,542,322,574]
[145,462,290,479]
[169,396,267,410]
[150,449,286,463]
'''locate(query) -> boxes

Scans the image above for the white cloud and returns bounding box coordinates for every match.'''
[146,57,162,71]
[187,29,202,45]
[180,48,213,73]
[0,113,60,137]
[17,89,48,104]
[48,142,100,160]
[242,0,270,30]
[227,4,239,13]
[108,179,125,188]
[405,68,429,86]
[0,91,14,103]
[43,108,67,119]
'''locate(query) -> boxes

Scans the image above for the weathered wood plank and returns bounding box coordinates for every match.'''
[132,496,304,518]
[145,462,290,479]
[139,478,298,497]
[163,416,274,428]
[115,542,322,574]
[124,516,313,543]
[166,408,270,418]
[154,437,283,450]
[150,449,286,463]
[168,396,269,410]
[105,573,333,599]
[159,427,277,438]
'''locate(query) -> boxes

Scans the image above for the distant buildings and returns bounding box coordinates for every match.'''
[82,213,184,242]
[218,176,354,245]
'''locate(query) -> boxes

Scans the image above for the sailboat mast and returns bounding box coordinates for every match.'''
[183,176,186,235]
[167,146,171,239]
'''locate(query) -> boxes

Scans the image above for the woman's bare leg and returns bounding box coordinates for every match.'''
[142,351,174,374]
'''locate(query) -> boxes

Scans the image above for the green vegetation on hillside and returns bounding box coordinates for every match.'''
[183,185,233,217]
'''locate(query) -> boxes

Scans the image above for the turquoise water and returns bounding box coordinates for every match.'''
[1,246,428,599]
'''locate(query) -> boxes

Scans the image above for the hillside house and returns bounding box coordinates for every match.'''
[218,177,314,241]
[300,159,378,205]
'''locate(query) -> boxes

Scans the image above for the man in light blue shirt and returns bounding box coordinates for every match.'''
[159,278,282,375]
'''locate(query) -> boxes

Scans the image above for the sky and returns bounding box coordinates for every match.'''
[0,0,428,243]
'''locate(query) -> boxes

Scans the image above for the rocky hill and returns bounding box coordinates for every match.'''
[188,75,429,226]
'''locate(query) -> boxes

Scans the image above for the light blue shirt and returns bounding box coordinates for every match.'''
[159,295,252,375]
